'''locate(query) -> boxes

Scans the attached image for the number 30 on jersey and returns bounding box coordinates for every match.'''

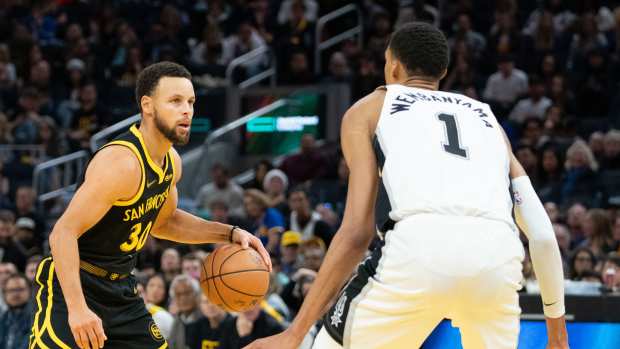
[120,221,153,252]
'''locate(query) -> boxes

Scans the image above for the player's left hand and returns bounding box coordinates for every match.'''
[232,227,272,272]
[242,329,302,349]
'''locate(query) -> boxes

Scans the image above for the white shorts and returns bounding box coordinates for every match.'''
[315,214,525,349]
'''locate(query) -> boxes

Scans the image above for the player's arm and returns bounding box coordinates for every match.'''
[150,149,271,270]
[48,146,141,349]
[244,91,383,349]
[500,129,568,348]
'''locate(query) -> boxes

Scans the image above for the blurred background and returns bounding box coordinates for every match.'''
[0,0,620,348]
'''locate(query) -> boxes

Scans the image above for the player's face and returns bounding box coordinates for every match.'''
[151,77,195,145]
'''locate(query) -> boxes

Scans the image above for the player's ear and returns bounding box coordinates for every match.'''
[439,68,448,80]
[141,95,153,116]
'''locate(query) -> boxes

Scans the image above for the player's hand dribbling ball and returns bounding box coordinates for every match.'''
[200,244,270,312]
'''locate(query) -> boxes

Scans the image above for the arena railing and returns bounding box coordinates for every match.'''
[33,150,89,206]
[225,46,276,89]
[314,4,363,74]
[90,113,141,153]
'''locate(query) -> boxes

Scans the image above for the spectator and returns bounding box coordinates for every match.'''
[280,133,326,184]
[196,163,245,218]
[570,247,597,280]
[277,0,318,25]
[300,239,325,272]
[575,47,611,116]
[567,202,588,246]
[276,0,315,55]
[68,81,108,150]
[0,211,26,271]
[520,11,558,72]
[515,144,540,188]
[189,24,226,68]
[221,303,285,348]
[522,0,576,36]
[207,200,249,229]
[538,145,564,203]
[568,12,609,73]
[352,52,383,100]
[279,49,314,85]
[449,13,486,62]
[0,274,32,349]
[508,76,552,124]
[161,248,181,285]
[279,231,302,277]
[521,117,545,148]
[322,52,352,83]
[287,187,333,247]
[442,54,476,94]
[310,156,349,224]
[181,253,202,281]
[579,209,617,257]
[0,44,16,83]
[145,273,169,308]
[548,75,576,114]
[13,217,41,257]
[561,139,599,207]
[185,294,235,349]
[13,186,44,245]
[553,223,571,263]
[600,129,620,170]
[168,275,202,349]
[601,253,620,293]
[244,189,285,254]
[279,267,317,317]
[483,54,528,117]
[221,21,267,76]
[24,255,41,282]
[11,87,42,145]
[245,160,273,190]
[589,131,606,161]
[263,169,289,215]
[545,202,561,223]
[366,12,392,57]
[0,262,16,312]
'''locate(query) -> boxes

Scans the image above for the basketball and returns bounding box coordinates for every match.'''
[200,244,270,312]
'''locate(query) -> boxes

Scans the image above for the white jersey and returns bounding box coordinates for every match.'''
[375,84,515,230]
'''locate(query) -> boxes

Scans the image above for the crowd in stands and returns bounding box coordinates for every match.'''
[1,0,620,348]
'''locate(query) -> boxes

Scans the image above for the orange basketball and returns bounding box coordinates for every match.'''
[200,244,270,312]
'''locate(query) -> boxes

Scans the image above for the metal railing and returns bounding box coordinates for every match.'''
[314,4,363,74]
[33,150,89,205]
[225,46,276,89]
[90,114,141,152]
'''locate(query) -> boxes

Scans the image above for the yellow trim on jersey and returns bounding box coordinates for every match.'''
[43,261,72,349]
[104,140,146,206]
[168,148,175,183]
[158,341,169,349]
[29,257,52,349]
[130,124,167,183]
[148,304,165,316]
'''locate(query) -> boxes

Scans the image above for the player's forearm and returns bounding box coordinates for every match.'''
[49,229,88,311]
[289,226,373,340]
[152,208,233,243]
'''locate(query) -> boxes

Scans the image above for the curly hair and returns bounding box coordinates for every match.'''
[388,22,449,79]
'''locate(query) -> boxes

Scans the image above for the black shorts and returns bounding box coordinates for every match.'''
[29,257,168,349]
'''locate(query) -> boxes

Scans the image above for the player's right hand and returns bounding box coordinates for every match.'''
[68,306,107,349]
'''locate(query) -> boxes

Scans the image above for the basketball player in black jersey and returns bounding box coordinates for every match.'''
[28,62,272,349]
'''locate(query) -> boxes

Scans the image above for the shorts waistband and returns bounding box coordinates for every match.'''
[79,260,130,281]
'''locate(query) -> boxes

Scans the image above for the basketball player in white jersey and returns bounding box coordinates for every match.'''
[245,22,568,349]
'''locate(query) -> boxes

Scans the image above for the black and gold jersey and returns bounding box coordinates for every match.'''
[78,124,175,274]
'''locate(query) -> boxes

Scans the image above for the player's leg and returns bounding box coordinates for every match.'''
[29,257,78,349]
[104,312,167,349]
[452,258,522,349]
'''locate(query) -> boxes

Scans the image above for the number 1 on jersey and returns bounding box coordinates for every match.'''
[438,113,468,158]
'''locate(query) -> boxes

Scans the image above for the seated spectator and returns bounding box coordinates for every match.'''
[68,81,109,150]
[600,129,620,170]
[515,144,540,188]
[277,0,318,25]
[245,160,273,190]
[567,202,588,247]
[601,253,620,293]
[13,217,41,257]
[353,52,383,101]
[24,255,41,282]
[278,49,314,85]
[244,189,285,254]
[279,231,302,277]
[553,223,571,273]
[10,87,42,145]
[145,274,169,308]
[0,274,32,349]
[449,13,486,63]
[520,117,545,148]
[221,21,267,76]
[221,303,285,348]
[280,133,326,185]
[545,202,561,223]
[589,131,605,161]
[300,238,326,272]
[279,267,317,317]
[579,209,617,257]
[574,47,611,116]
[208,200,250,231]
[570,247,597,280]
[509,76,552,124]
[548,75,576,114]
[196,163,245,217]
[189,24,227,69]
[276,0,315,54]
[54,58,86,128]
[263,169,289,215]
[538,145,564,203]
[168,275,202,349]
[181,253,202,281]
[561,139,600,207]
[287,187,333,247]
[321,52,352,83]
[0,262,17,312]
[0,211,26,271]
[366,12,392,57]
[483,54,528,117]
[185,294,235,349]
[161,248,182,285]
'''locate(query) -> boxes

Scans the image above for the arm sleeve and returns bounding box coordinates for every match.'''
[512,176,565,318]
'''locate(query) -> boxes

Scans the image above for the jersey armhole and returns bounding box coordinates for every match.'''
[100,141,146,206]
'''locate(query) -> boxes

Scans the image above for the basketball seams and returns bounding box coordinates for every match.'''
[210,246,236,312]
[218,271,268,297]
[203,268,269,282]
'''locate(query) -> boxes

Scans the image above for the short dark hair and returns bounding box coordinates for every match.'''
[135,61,191,108]
[388,22,449,79]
